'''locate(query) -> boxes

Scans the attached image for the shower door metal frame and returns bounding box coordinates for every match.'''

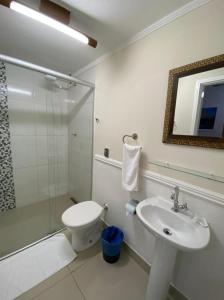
[0,228,65,261]
[0,54,95,88]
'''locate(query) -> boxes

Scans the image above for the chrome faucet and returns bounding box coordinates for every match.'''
[171,186,188,212]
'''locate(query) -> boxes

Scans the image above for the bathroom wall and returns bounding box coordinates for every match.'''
[67,68,95,202]
[92,0,224,195]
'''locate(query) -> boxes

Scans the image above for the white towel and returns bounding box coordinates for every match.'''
[122,143,141,191]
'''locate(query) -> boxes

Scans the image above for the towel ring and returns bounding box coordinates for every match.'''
[122,133,138,144]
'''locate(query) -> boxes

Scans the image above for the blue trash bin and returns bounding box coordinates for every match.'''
[101,226,124,263]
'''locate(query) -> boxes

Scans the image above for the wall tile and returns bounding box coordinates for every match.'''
[11,136,37,169]
[37,165,50,202]
[14,167,39,207]
[8,100,36,136]
[36,136,48,166]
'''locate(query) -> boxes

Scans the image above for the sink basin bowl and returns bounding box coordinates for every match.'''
[136,197,210,251]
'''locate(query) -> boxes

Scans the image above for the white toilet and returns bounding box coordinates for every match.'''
[62,201,104,251]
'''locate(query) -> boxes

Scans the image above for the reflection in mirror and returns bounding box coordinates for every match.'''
[174,67,224,138]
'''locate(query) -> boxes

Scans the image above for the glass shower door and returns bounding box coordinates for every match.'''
[0,59,94,258]
[45,87,72,233]
[0,62,72,257]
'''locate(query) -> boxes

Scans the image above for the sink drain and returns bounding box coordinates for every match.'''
[163,228,172,236]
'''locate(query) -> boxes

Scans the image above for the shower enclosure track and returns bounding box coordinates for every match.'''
[0,54,95,88]
[0,228,66,261]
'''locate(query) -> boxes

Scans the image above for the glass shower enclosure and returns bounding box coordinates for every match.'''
[0,57,94,258]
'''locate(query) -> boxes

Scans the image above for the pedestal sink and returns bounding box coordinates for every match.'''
[136,196,210,300]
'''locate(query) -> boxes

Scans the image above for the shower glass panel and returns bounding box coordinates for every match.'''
[53,77,94,231]
[0,62,94,257]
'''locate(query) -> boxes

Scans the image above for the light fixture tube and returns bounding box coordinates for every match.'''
[10,1,89,45]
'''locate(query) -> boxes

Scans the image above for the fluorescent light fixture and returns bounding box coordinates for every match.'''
[10,1,89,45]
[7,86,32,96]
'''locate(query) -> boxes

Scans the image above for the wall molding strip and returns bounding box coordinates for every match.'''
[95,154,224,207]
[75,0,211,76]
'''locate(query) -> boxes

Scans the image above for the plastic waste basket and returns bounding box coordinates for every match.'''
[101,226,124,263]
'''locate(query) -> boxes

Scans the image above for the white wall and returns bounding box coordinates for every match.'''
[7,63,69,207]
[93,0,224,195]
[93,156,224,300]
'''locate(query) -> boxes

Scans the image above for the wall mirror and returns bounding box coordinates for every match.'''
[163,54,224,149]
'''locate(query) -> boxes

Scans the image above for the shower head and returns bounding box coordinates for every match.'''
[45,74,57,81]
[44,74,76,90]
[55,80,76,90]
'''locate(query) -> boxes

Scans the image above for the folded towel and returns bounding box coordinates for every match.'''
[122,143,141,191]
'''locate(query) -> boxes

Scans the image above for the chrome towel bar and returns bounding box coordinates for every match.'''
[122,133,138,143]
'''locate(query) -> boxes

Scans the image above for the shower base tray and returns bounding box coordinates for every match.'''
[0,233,76,300]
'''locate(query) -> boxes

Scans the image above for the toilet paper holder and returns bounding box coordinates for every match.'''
[126,199,139,215]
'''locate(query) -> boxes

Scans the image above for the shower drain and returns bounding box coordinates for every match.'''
[163,228,172,236]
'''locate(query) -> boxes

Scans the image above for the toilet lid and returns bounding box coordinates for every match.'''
[62,201,103,228]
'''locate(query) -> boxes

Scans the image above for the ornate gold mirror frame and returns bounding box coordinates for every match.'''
[163,54,224,149]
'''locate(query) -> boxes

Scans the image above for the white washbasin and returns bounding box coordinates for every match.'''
[136,196,210,251]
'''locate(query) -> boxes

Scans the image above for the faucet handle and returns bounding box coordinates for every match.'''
[170,186,179,200]
[182,202,188,209]
[179,202,188,211]
[174,185,179,195]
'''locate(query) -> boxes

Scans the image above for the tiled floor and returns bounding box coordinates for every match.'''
[16,234,177,300]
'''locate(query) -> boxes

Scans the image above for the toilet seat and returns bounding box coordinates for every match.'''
[62,201,103,229]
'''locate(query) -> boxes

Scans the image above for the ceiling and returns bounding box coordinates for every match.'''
[0,0,192,74]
